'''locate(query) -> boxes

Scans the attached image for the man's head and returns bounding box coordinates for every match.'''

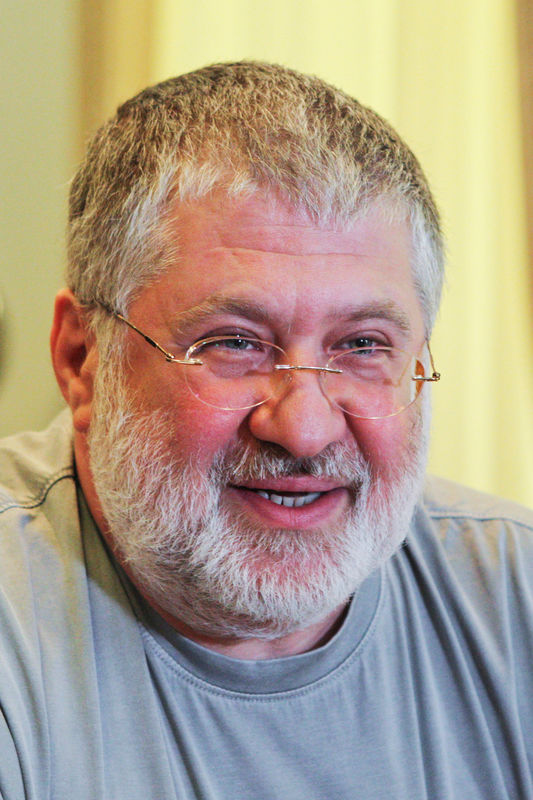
[67,61,443,337]
[52,62,443,642]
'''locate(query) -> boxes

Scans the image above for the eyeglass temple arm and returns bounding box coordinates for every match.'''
[96,302,200,365]
[415,342,441,382]
[114,312,180,362]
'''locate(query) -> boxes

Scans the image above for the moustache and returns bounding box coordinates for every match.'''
[209,439,370,489]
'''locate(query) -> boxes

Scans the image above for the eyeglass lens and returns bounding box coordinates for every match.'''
[183,337,425,419]
[185,337,288,411]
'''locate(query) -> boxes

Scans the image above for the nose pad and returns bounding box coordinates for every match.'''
[247,368,347,458]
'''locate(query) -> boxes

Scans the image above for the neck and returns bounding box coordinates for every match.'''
[147,596,350,660]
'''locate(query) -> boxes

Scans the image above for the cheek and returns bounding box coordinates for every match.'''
[346,410,419,473]
[153,384,248,470]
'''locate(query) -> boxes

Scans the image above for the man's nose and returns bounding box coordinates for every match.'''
[246,370,347,458]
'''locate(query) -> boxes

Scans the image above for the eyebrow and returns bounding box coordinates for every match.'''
[172,295,271,335]
[327,302,412,335]
[172,295,412,336]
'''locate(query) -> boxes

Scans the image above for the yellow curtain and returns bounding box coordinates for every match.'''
[77,0,155,148]
[80,0,533,507]
[516,0,533,293]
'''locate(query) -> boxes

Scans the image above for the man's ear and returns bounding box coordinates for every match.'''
[50,288,97,434]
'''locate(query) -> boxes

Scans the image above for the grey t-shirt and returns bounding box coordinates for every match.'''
[0,412,532,799]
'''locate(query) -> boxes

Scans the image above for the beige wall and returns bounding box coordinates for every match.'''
[0,1,79,436]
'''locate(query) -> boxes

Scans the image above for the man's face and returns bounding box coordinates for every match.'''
[88,192,429,639]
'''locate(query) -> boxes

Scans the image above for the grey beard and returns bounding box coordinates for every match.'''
[88,362,429,640]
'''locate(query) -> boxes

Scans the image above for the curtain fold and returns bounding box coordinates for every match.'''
[77,0,155,153]
[516,0,533,292]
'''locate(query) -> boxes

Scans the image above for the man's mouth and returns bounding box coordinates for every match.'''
[225,480,349,529]
[242,488,323,507]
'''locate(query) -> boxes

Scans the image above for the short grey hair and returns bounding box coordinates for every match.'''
[67,61,444,339]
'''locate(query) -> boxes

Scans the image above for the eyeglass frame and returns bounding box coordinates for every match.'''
[95,301,441,415]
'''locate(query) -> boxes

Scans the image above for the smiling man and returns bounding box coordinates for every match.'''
[1,62,532,799]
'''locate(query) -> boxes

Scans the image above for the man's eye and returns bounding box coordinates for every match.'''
[194,336,265,354]
[189,336,274,375]
[219,337,259,351]
[337,336,385,353]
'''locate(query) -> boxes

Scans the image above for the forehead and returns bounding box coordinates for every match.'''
[134,192,424,341]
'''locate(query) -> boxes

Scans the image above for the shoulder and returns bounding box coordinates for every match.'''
[0,409,76,514]
[0,412,89,686]
[412,476,533,569]
[0,411,81,616]
[421,475,533,531]
[406,477,533,631]
[393,479,533,763]
[416,476,533,563]
[0,414,98,794]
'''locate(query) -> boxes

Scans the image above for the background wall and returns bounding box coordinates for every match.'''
[0,1,78,435]
[1,0,532,506]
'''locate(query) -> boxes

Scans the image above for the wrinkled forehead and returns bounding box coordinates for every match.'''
[129,192,425,346]
[166,188,412,251]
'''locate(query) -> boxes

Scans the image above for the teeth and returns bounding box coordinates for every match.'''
[253,490,322,508]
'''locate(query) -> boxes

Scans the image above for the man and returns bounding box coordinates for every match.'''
[0,62,532,799]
